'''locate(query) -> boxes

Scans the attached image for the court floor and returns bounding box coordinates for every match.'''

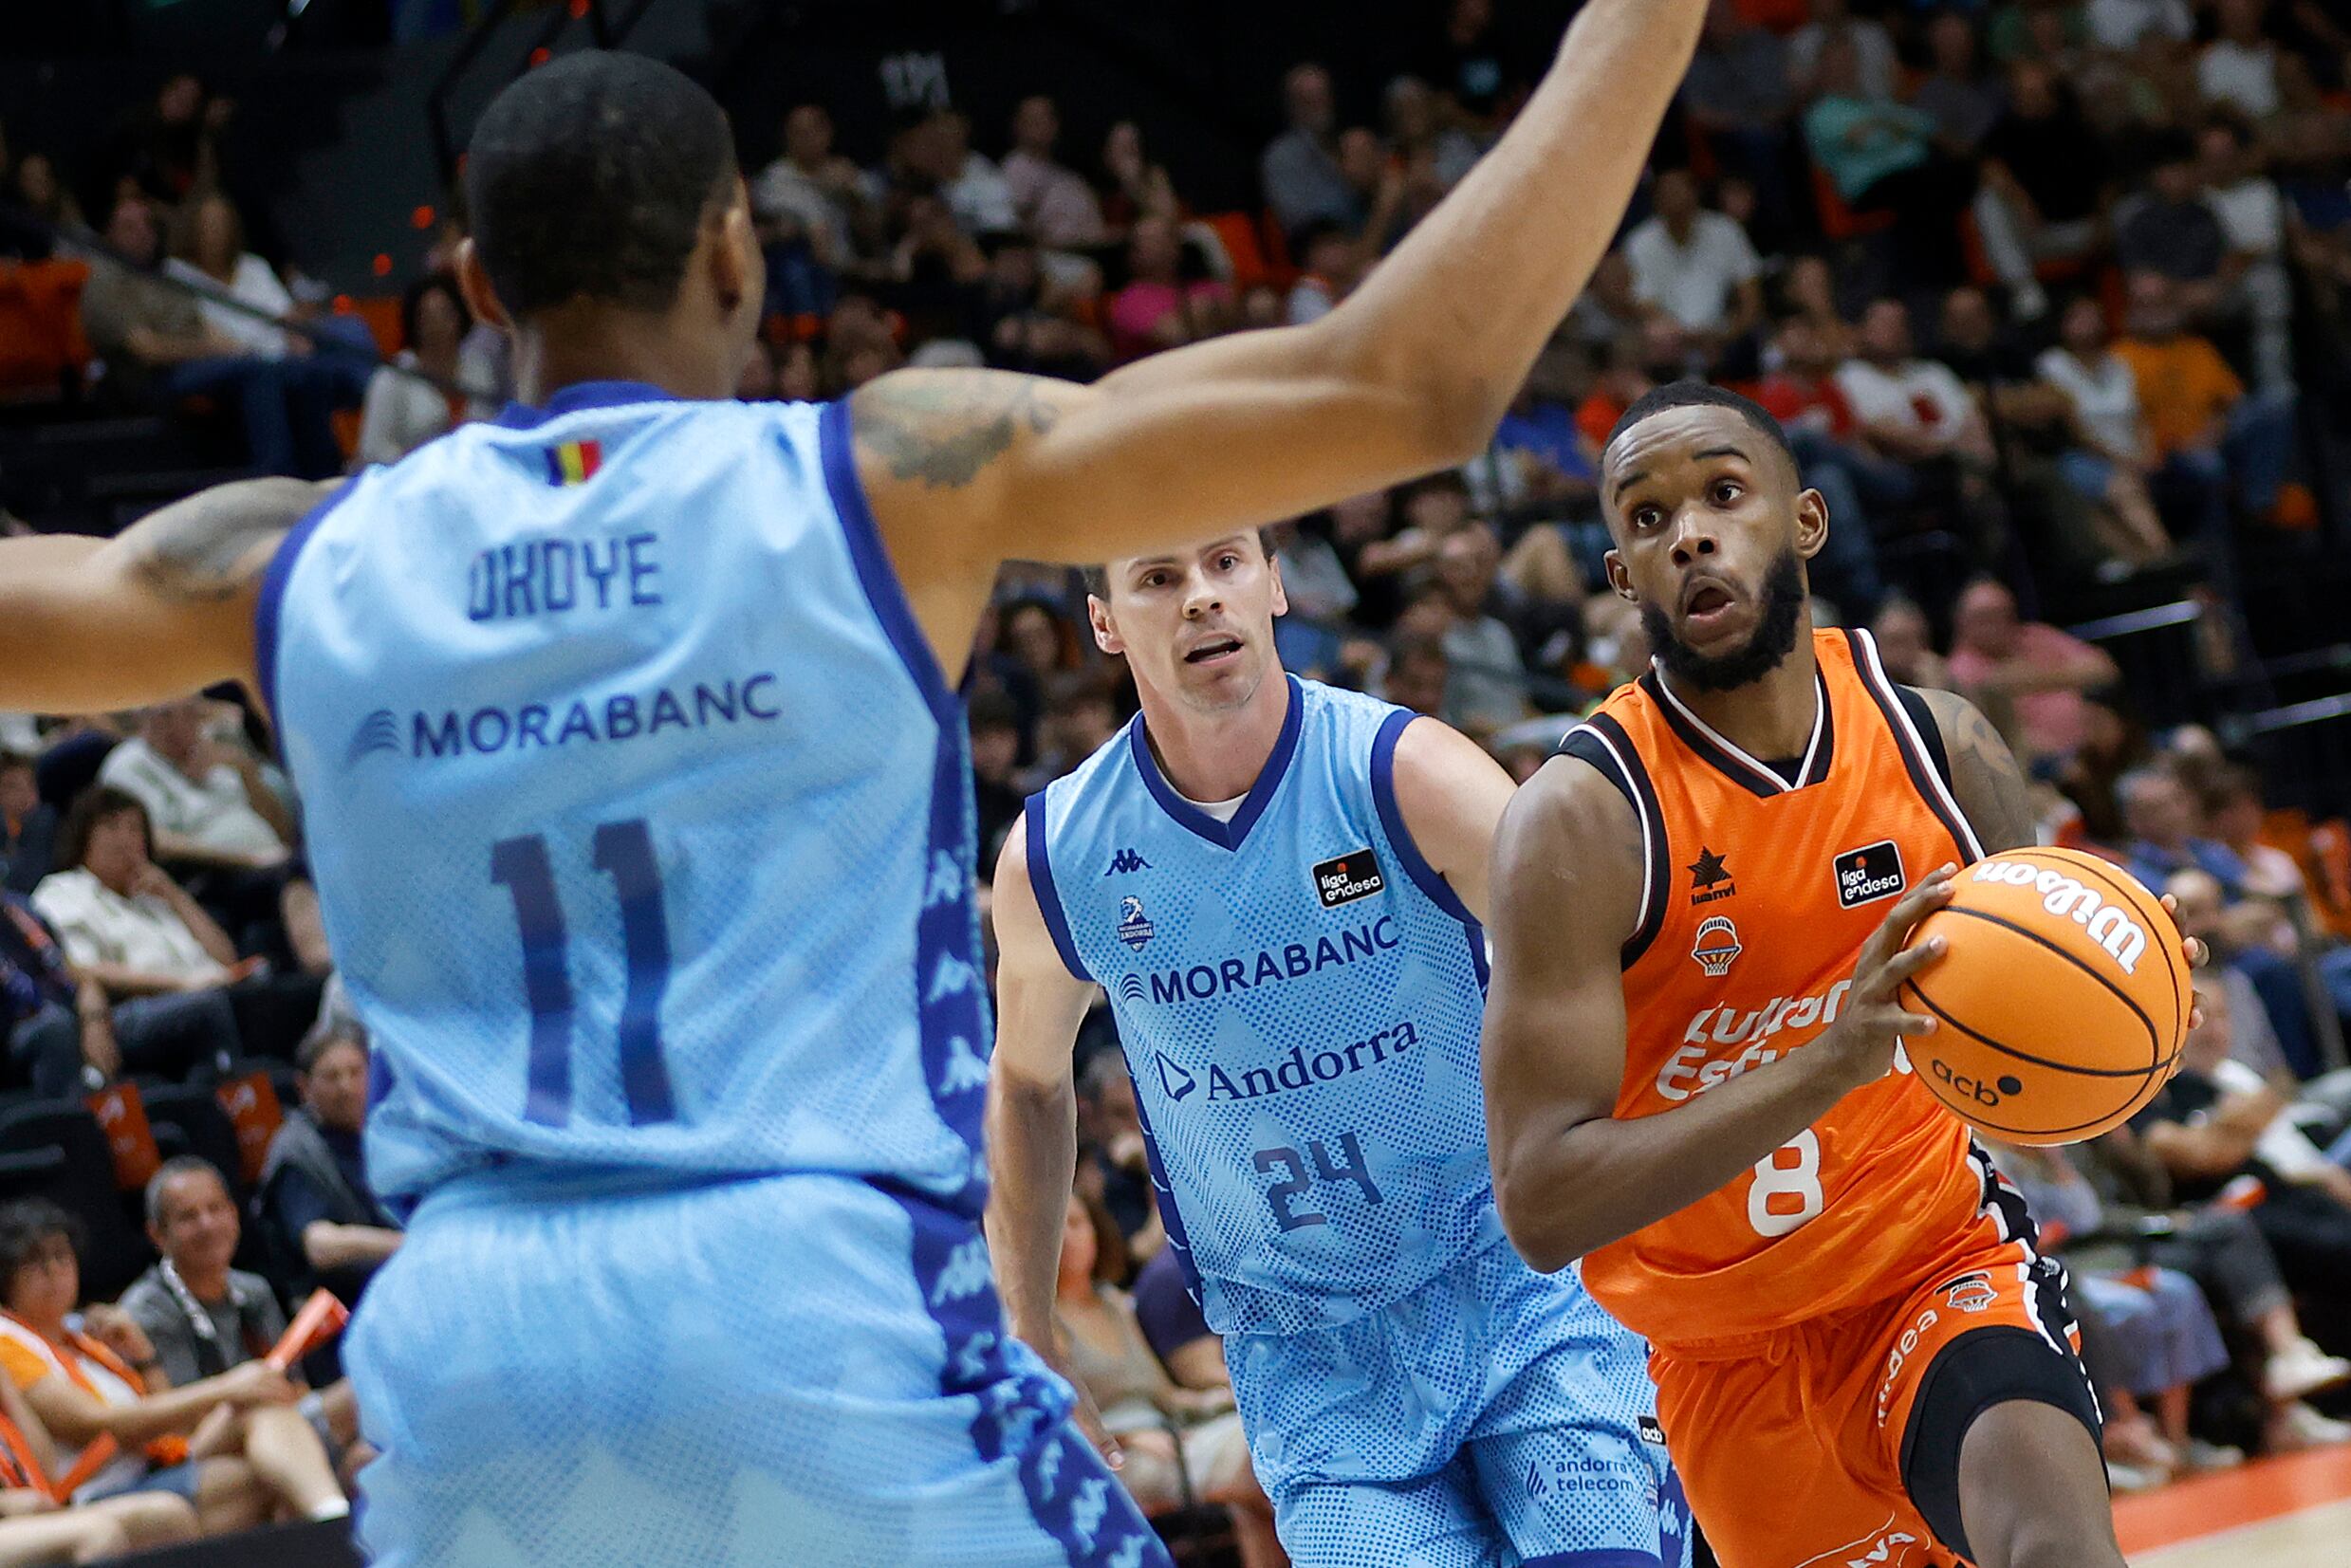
[2118,1445,2351,1567]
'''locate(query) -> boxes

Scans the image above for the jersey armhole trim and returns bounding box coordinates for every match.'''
[819,397,957,730]
[1848,628,1987,861]
[252,475,361,735]
[1895,684,1955,792]
[1369,710,1481,932]
[1561,716,1671,969]
[1024,793,1092,984]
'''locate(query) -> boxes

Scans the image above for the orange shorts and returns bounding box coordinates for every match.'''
[1650,1239,2101,1568]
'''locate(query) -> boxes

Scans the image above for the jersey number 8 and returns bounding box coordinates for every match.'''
[1747,1130,1824,1238]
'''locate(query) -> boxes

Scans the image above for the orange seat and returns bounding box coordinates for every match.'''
[1257,209,1299,290]
[1204,212,1272,295]
[0,259,91,391]
[1810,164,1896,243]
[335,294,404,357]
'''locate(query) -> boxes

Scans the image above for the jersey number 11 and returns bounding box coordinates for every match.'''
[491,821,678,1128]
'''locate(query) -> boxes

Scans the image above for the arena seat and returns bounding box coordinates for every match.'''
[1810,164,1896,243]
[0,259,91,396]
[0,1101,153,1299]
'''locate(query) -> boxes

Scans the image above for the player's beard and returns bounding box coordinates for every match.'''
[1641,547,1806,693]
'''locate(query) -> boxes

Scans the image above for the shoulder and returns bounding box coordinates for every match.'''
[1504,747,1641,853]
[116,1275,169,1323]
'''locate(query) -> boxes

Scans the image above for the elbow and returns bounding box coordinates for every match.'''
[1491,1153,1583,1277]
[1310,319,1505,471]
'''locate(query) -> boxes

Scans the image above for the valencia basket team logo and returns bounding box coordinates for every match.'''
[1691,915,1742,977]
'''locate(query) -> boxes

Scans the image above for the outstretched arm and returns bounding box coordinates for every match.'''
[982,815,1116,1455]
[0,478,332,715]
[1481,755,1955,1272]
[855,0,1706,669]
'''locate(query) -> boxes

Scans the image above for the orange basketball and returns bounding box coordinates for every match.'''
[1897,847,2192,1146]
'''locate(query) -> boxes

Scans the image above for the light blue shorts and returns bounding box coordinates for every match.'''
[346,1171,1168,1568]
[1226,1240,1690,1568]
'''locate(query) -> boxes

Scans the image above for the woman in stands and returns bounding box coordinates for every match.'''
[0,1201,345,1534]
[1051,1191,1284,1568]
[0,1368,194,1564]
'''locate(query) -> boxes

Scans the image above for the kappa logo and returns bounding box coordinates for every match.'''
[1155,1050,1197,1102]
[1834,840,1907,909]
[1688,846,1735,904]
[1104,847,1152,876]
[1692,915,1742,977]
[1942,1270,1997,1314]
[345,710,400,768]
[1117,895,1156,952]
[1312,849,1385,909]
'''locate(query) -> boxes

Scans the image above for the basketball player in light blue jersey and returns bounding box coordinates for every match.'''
[0,13,1706,1565]
[990,532,1690,1568]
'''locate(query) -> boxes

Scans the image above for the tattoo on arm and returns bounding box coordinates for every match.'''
[1920,687,2037,854]
[851,372,1063,490]
[123,479,325,604]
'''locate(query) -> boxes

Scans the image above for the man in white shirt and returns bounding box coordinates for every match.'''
[748,103,864,271]
[99,698,288,871]
[2198,121,2294,391]
[1835,300,2006,560]
[1001,95,1105,250]
[2197,0,2286,120]
[1621,169,1763,341]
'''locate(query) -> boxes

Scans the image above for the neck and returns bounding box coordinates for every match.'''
[509,306,736,408]
[1136,666,1290,805]
[173,1257,229,1300]
[1660,617,1821,760]
[1665,215,1695,243]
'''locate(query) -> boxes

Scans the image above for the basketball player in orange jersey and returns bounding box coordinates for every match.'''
[1480,382,2207,1568]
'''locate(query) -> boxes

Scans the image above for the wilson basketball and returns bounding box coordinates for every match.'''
[1897,847,2192,1146]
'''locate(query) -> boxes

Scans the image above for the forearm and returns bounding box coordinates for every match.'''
[302,1223,401,1271]
[1497,1045,1857,1273]
[229,763,297,845]
[77,964,205,999]
[983,1073,1080,1349]
[150,884,236,967]
[152,832,249,872]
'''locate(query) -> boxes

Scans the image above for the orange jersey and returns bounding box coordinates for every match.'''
[1566,629,2002,1352]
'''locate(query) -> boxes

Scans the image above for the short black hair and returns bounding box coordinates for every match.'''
[1603,379,1796,478]
[0,1199,81,1304]
[298,1019,367,1075]
[463,51,739,319]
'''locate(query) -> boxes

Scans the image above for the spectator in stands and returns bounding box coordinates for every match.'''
[2036,294,2179,571]
[1261,64,1356,245]
[1097,120,1180,238]
[97,699,324,975]
[750,104,863,273]
[2166,867,2319,1081]
[0,756,54,900]
[1869,597,1952,691]
[1380,76,1479,200]
[1945,576,2119,767]
[1074,1057,1164,1267]
[1973,60,2109,322]
[1679,0,1799,241]
[31,789,316,1064]
[2135,982,2351,1308]
[0,1369,197,1558]
[2126,769,2253,895]
[260,1024,401,1305]
[355,272,468,466]
[2116,136,2232,327]
[2199,0,2297,121]
[1914,11,2006,159]
[121,1161,363,1477]
[163,194,300,363]
[1622,169,1764,348]
[1801,35,1976,284]
[968,693,1024,876]
[1422,526,1532,738]
[928,108,1017,239]
[2088,0,2194,51]
[1381,636,1452,719]
[107,75,228,211]
[1051,1194,1276,1560]
[1787,0,1897,102]
[79,199,341,480]
[1003,96,1106,251]
[0,1199,345,1534]
[4,152,85,262]
[2201,763,2308,903]
[1563,251,1647,357]
[2197,119,2295,393]
[1020,673,1124,796]
[1835,299,2004,558]
[1105,215,1234,362]
[2111,272,2297,536]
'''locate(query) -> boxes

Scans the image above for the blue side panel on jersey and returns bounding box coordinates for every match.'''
[918,720,990,1205]
[820,396,956,728]
[1121,1061,1204,1301]
[1025,799,1091,983]
[1369,709,1490,987]
[1520,1553,1665,1568]
[252,475,360,728]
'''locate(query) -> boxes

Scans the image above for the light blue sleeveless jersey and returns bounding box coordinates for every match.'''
[1029,677,1498,1337]
[259,384,990,1216]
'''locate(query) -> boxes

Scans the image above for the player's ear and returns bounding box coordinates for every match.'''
[454,238,510,335]
[1603,548,1637,604]
[1086,593,1124,656]
[709,185,761,320]
[1267,553,1289,619]
[1793,487,1830,563]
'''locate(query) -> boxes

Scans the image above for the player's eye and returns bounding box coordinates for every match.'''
[1632,505,1662,530]
[1711,480,1743,506]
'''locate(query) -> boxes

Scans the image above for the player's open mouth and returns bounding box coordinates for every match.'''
[1184,636,1244,665]
[1681,581,1735,625]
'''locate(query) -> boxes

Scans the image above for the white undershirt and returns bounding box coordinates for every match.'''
[1176,790,1247,823]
